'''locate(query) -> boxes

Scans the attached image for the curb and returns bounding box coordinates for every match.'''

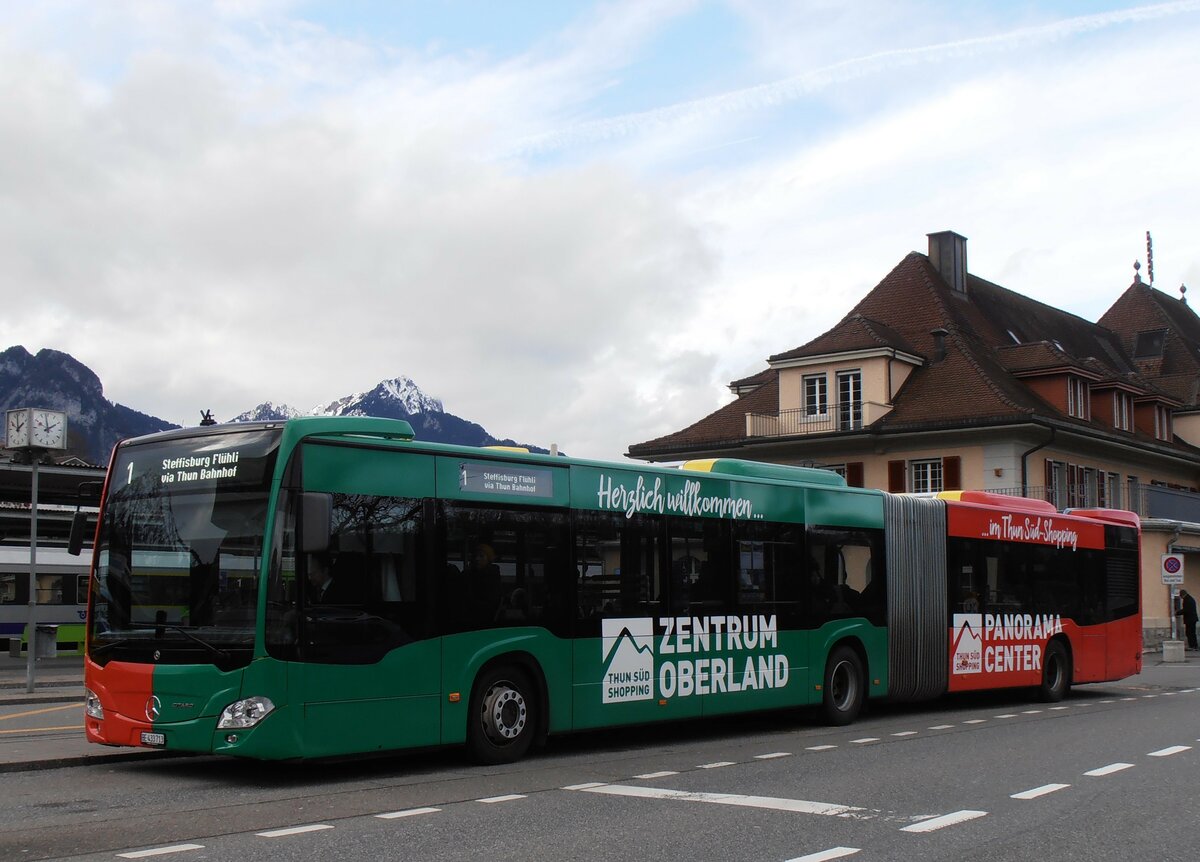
[0,749,185,774]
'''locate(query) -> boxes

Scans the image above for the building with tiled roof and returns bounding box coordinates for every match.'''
[628,231,1200,644]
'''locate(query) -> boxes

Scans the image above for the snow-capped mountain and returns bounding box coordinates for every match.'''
[229,402,303,423]
[313,376,444,418]
[234,375,547,453]
[1,346,548,462]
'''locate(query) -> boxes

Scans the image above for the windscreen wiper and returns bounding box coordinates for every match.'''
[89,638,135,658]
[159,625,232,662]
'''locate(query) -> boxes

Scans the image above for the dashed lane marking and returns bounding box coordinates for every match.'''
[257,825,333,838]
[928,724,954,730]
[574,784,867,818]
[477,794,526,803]
[375,807,440,820]
[755,752,793,759]
[698,761,735,769]
[891,732,918,737]
[1084,763,1134,777]
[850,738,879,744]
[1011,783,1070,800]
[806,745,837,751]
[785,848,861,861]
[964,719,986,724]
[635,771,679,779]
[116,846,204,859]
[900,810,987,833]
[1148,745,1191,757]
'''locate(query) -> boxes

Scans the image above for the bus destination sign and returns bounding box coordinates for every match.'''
[458,460,554,499]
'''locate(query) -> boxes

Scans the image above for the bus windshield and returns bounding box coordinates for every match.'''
[88,428,282,667]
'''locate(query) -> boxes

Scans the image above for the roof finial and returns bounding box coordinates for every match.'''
[1133,259,1142,283]
[1182,283,1189,306]
[1146,231,1154,285]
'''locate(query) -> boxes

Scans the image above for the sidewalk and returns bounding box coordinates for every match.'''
[1,649,1197,773]
[0,653,177,772]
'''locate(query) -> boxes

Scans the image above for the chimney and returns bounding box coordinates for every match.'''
[928,231,968,295]
[930,328,949,362]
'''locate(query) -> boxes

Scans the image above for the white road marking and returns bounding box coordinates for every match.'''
[117,846,205,859]
[1084,763,1134,777]
[698,761,736,769]
[1049,706,1070,711]
[786,848,861,862]
[375,807,441,819]
[1142,695,1158,699]
[1075,703,1092,707]
[575,784,866,817]
[756,752,793,759]
[477,794,526,803]
[1098,700,1115,704]
[928,724,954,730]
[900,810,987,832]
[1120,697,1137,702]
[995,714,1018,719]
[1148,745,1191,757]
[1011,783,1070,800]
[891,731,918,737]
[806,745,838,751]
[257,825,333,838]
[562,782,607,790]
[635,771,679,779]
[850,738,879,744]
[1021,710,1042,715]
[964,719,986,724]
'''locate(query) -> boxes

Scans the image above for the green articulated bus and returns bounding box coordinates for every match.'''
[79,416,1138,763]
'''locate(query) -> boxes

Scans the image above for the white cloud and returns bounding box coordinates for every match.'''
[1,1,1199,463]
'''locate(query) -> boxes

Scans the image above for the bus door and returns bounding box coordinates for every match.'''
[295,444,442,756]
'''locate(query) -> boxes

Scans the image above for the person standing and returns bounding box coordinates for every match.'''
[1177,588,1198,651]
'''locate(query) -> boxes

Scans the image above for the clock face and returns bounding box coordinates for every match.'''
[5,409,29,448]
[30,410,66,449]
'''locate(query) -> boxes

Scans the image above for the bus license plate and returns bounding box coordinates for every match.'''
[140,731,166,747]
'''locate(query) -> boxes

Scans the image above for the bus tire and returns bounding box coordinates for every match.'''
[467,665,536,764]
[821,646,865,726]
[1038,641,1071,703]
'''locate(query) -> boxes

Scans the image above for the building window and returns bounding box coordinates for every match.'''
[910,459,943,493]
[1067,376,1090,419]
[837,370,863,431]
[803,374,828,416]
[1113,392,1132,431]
[1155,405,1172,440]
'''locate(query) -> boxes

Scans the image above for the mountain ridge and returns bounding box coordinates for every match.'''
[2,346,548,463]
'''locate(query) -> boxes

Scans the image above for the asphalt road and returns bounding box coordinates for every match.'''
[2,662,1198,862]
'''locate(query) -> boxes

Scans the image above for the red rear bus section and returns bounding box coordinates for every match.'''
[940,491,1141,694]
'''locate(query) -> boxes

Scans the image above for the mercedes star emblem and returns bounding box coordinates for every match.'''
[145,695,161,722]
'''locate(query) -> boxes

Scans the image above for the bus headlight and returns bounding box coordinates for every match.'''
[84,688,104,720]
[217,696,276,729]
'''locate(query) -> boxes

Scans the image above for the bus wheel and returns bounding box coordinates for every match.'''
[467,666,536,764]
[821,646,865,726]
[1038,641,1071,703]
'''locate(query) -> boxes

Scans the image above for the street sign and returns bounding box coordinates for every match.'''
[1161,553,1184,585]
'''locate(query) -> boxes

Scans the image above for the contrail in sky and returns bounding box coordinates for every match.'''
[508,0,1200,158]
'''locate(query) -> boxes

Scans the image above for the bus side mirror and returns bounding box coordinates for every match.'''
[299,492,332,554]
[67,511,89,556]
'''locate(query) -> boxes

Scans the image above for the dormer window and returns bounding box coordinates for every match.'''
[1113,391,1132,431]
[1067,376,1090,419]
[803,373,828,416]
[1155,405,1172,440]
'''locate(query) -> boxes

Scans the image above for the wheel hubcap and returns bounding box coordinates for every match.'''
[830,660,858,710]
[481,682,527,744]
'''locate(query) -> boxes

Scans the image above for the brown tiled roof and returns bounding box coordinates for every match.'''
[627,373,778,457]
[770,313,921,362]
[1099,281,1200,408]
[629,246,1196,459]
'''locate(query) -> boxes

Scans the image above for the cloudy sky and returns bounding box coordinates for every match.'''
[2,1,1198,461]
